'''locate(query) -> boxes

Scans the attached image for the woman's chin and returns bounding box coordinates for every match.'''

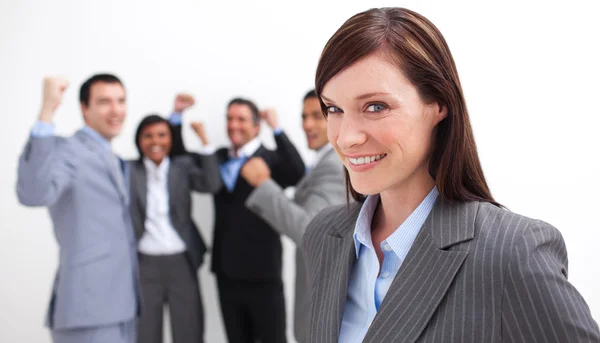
[349,179,383,196]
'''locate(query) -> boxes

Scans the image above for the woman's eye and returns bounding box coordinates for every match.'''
[326,106,343,114]
[366,104,386,112]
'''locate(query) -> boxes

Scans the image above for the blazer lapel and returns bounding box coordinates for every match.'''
[363,198,476,342]
[76,130,128,204]
[167,163,183,234]
[296,148,337,192]
[316,202,361,343]
[231,145,267,191]
[133,161,147,214]
[104,152,128,204]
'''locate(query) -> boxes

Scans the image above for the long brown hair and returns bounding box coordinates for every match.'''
[316,7,499,206]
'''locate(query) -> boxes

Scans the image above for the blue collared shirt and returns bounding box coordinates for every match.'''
[30,120,56,137]
[219,128,283,192]
[338,187,439,343]
[220,156,249,192]
[81,126,111,151]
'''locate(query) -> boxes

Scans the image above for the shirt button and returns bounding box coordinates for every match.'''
[383,243,392,251]
[381,272,391,279]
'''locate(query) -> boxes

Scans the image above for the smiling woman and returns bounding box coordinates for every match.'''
[302,7,600,343]
[128,105,222,343]
[134,115,173,164]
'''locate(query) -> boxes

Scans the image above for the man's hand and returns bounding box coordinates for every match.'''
[39,77,68,123]
[190,121,209,145]
[174,93,195,113]
[240,157,271,187]
[259,108,278,130]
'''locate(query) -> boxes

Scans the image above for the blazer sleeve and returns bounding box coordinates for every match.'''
[169,120,222,193]
[245,163,345,245]
[170,122,188,157]
[16,136,77,207]
[270,131,305,188]
[179,153,222,194]
[501,220,600,342]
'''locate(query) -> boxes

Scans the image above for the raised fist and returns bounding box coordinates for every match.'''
[259,108,278,129]
[39,77,68,122]
[174,93,195,113]
[240,157,271,187]
[191,121,209,145]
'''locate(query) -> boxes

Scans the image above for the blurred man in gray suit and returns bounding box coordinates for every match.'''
[241,90,345,342]
[16,75,139,343]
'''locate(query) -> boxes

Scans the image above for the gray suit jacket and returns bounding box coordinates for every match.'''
[128,153,221,270]
[303,198,600,342]
[16,130,139,330]
[246,148,345,342]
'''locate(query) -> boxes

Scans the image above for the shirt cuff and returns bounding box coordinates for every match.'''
[169,112,183,125]
[198,144,216,155]
[273,127,283,135]
[30,120,55,137]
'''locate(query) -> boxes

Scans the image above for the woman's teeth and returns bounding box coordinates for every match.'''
[348,154,386,165]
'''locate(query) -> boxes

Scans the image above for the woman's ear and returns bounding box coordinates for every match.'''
[433,103,448,125]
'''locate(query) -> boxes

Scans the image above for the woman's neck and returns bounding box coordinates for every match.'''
[372,173,435,241]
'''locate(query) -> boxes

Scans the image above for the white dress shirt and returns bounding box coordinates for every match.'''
[228,136,262,159]
[137,157,187,255]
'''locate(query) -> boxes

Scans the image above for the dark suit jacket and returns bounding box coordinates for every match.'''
[211,132,305,280]
[129,127,221,270]
[303,198,600,342]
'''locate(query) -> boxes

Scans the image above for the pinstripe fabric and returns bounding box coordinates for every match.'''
[302,198,600,342]
[340,188,439,342]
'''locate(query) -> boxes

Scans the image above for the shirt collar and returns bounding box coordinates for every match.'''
[352,187,439,258]
[82,125,111,151]
[143,157,170,180]
[353,193,381,255]
[228,136,261,159]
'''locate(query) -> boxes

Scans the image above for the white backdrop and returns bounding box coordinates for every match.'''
[1,0,599,342]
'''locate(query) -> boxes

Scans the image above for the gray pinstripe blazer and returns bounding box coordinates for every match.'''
[302,198,600,342]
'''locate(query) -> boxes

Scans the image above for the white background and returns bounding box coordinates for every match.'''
[1,0,599,342]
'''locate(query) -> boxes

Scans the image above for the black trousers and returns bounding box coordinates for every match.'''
[137,253,204,343]
[217,277,287,343]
